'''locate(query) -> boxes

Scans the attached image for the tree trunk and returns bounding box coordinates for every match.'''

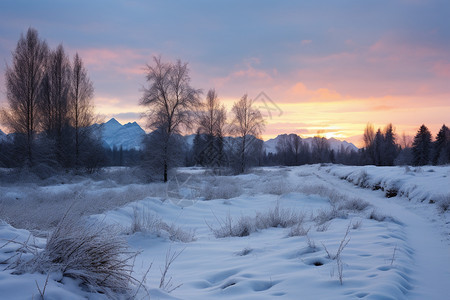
[240,135,246,174]
[164,160,168,182]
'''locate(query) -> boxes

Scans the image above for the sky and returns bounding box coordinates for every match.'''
[0,0,449,146]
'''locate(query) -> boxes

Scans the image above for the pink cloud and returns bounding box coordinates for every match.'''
[301,40,312,45]
[74,48,151,77]
[432,61,450,77]
[212,58,274,89]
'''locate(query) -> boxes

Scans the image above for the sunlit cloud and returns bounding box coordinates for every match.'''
[0,0,449,145]
[74,48,150,77]
[286,82,343,103]
[212,58,275,89]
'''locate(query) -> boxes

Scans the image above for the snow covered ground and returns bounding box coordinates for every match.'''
[1,165,449,299]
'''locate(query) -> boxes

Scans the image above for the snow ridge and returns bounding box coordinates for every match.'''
[96,118,146,151]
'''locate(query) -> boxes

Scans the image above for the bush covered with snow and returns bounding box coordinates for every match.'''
[16,215,137,297]
[131,207,196,242]
[436,194,450,213]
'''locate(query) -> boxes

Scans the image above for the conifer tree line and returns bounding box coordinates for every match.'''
[0,28,105,172]
[361,123,450,166]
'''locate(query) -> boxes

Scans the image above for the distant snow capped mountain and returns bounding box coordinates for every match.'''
[264,134,358,154]
[95,118,146,150]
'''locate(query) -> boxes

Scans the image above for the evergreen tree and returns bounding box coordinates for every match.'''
[373,129,384,166]
[433,124,450,165]
[412,124,432,166]
[382,123,398,166]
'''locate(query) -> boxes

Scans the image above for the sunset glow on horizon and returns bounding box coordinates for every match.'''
[1,1,449,147]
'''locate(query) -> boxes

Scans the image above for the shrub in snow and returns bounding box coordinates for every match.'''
[209,204,305,238]
[131,207,196,242]
[368,209,400,224]
[356,170,370,188]
[131,208,161,234]
[368,209,386,222]
[235,247,253,256]
[255,203,303,229]
[259,175,299,195]
[201,177,244,200]
[316,222,331,232]
[208,213,255,238]
[436,194,450,213]
[288,224,310,237]
[299,184,349,207]
[314,207,347,226]
[338,198,370,212]
[385,188,398,198]
[17,215,137,296]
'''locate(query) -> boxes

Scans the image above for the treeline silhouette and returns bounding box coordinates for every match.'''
[1,29,449,180]
[0,28,106,174]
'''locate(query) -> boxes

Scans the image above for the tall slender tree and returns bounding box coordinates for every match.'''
[230,94,265,173]
[198,89,227,168]
[39,44,72,165]
[140,56,202,182]
[69,53,94,167]
[2,28,48,166]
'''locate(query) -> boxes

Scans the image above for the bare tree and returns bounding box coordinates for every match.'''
[312,135,330,163]
[215,103,227,168]
[140,56,202,182]
[230,94,265,173]
[1,28,48,166]
[38,44,72,165]
[198,89,227,168]
[276,134,302,166]
[69,53,95,167]
[400,132,412,149]
[363,123,375,164]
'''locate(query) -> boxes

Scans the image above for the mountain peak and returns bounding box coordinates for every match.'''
[106,118,121,126]
[99,118,145,150]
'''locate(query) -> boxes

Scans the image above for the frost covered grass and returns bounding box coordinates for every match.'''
[436,194,450,213]
[200,176,243,200]
[131,207,196,243]
[0,169,167,230]
[1,164,449,299]
[208,203,305,238]
[5,215,138,298]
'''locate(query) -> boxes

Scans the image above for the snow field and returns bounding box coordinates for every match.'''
[1,165,449,299]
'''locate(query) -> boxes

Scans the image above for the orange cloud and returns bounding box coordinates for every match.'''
[286,82,343,102]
